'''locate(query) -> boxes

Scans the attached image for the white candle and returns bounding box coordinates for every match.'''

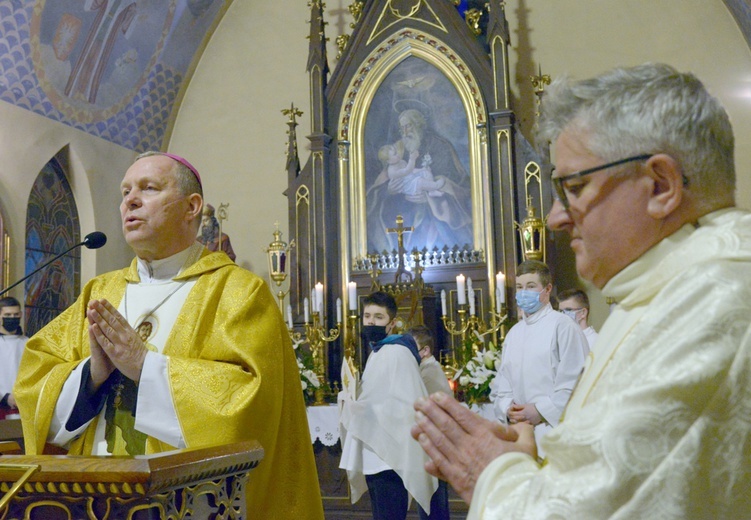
[441,289,447,316]
[348,281,358,311]
[495,288,502,313]
[286,304,294,329]
[456,274,466,305]
[336,298,342,324]
[303,298,310,323]
[467,277,473,294]
[310,288,316,314]
[496,271,506,304]
[315,282,324,315]
[469,288,476,316]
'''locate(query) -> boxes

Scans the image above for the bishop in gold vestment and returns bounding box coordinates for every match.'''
[14,152,324,519]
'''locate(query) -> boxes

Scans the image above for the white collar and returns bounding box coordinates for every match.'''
[136,241,204,283]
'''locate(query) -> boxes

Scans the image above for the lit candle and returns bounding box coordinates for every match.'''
[303,298,310,323]
[456,274,466,305]
[348,281,358,311]
[469,288,476,316]
[495,287,502,313]
[286,304,294,329]
[496,271,506,304]
[441,289,447,316]
[336,298,342,324]
[315,282,324,315]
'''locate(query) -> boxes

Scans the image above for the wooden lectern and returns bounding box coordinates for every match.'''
[0,439,263,519]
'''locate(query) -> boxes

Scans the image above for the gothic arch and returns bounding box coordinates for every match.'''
[24,149,81,336]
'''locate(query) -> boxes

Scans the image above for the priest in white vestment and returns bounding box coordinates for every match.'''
[411,63,751,519]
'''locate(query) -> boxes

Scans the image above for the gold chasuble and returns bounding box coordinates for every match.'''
[15,249,324,519]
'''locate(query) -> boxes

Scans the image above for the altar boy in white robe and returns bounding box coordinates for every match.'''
[489,260,588,455]
[339,291,437,519]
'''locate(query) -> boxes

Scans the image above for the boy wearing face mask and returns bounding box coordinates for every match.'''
[557,288,599,349]
[339,291,437,520]
[489,260,589,456]
[0,296,27,416]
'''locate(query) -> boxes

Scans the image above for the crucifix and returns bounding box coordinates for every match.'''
[387,215,414,284]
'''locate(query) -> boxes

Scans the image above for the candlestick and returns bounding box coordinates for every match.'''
[287,304,293,329]
[315,283,324,315]
[336,298,342,324]
[348,281,358,310]
[496,272,505,304]
[456,274,466,305]
[441,289,447,316]
[304,298,310,323]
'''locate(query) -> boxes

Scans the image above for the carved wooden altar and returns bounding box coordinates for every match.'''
[0,440,263,519]
[286,0,555,383]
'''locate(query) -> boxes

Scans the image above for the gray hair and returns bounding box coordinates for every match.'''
[135,151,203,198]
[537,63,735,210]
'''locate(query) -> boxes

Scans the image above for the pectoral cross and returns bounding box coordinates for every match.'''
[387,215,414,284]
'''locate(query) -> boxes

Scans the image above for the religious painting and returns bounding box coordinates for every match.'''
[25,154,80,336]
[364,56,473,254]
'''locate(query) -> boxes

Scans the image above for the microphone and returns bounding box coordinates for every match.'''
[0,231,108,298]
[83,231,107,249]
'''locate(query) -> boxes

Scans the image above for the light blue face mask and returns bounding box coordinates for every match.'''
[515,289,544,315]
[561,308,580,321]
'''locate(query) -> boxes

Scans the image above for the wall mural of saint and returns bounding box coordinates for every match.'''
[365,56,473,254]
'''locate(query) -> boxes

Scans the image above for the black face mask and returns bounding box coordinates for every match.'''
[2,317,20,334]
[361,325,388,350]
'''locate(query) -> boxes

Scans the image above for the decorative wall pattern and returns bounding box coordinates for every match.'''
[0,0,229,152]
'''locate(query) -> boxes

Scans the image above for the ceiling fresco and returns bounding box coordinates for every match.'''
[0,0,229,152]
[0,1,749,153]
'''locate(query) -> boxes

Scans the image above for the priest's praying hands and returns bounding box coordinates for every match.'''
[87,298,148,388]
[411,391,537,503]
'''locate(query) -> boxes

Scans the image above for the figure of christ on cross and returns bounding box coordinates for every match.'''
[387,215,414,284]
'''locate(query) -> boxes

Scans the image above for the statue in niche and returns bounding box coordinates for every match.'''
[198,203,236,262]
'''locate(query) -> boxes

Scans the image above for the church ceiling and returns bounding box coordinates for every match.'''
[0,1,749,154]
[0,0,230,152]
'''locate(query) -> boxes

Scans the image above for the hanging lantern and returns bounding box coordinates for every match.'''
[515,204,546,262]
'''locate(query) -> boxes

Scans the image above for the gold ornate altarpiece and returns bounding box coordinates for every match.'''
[285,0,554,388]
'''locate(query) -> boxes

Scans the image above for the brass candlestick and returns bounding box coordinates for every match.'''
[441,304,508,368]
[302,311,341,405]
[345,313,359,361]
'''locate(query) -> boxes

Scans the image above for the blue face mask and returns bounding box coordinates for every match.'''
[516,289,544,315]
[561,309,580,322]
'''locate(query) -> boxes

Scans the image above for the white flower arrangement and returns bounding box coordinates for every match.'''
[453,340,502,405]
[293,340,320,403]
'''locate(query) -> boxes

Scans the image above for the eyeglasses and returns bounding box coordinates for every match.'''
[552,154,652,210]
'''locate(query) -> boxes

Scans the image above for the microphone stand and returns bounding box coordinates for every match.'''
[0,234,104,299]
